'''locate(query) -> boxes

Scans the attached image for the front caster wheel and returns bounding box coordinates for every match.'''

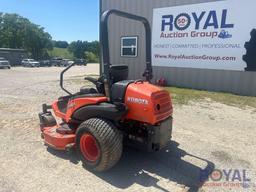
[76,118,123,172]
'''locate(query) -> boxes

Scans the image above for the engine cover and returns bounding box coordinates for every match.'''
[124,81,173,125]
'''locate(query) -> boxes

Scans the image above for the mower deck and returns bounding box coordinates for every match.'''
[42,125,75,151]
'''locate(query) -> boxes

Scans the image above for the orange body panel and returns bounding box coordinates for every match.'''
[43,126,75,150]
[52,97,108,122]
[65,97,108,122]
[124,82,173,125]
[43,83,172,150]
[52,102,65,120]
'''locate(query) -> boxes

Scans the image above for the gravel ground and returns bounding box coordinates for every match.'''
[0,65,255,192]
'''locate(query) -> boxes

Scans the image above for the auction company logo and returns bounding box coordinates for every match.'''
[199,169,254,189]
[160,9,234,39]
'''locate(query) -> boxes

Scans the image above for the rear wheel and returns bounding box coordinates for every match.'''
[76,118,123,172]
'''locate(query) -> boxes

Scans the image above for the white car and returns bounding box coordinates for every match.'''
[0,57,11,69]
[22,59,40,67]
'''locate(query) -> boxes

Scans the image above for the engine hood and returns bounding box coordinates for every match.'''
[124,82,173,125]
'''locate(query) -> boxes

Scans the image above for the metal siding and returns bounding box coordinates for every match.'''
[101,0,256,96]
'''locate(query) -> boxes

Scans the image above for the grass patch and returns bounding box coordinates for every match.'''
[48,47,74,59]
[165,87,256,108]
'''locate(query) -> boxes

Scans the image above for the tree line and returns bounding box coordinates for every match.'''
[0,13,100,62]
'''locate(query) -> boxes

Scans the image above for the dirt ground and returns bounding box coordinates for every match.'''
[0,65,255,192]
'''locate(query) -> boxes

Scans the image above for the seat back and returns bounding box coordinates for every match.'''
[110,65,128,83]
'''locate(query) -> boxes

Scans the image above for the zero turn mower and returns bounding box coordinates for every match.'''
[39,10,173,172]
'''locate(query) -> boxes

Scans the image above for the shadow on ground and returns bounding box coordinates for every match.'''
[47,141,214,192]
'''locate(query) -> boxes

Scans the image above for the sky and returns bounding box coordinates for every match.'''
[0,0,99,42]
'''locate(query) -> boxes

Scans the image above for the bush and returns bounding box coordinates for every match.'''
[84,51,99,63]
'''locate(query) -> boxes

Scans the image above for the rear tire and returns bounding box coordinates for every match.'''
[76,118,123,172]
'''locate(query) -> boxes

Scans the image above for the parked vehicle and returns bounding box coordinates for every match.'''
[61,59,74,67]
[0,57,11,69]
[22,59,40,67]
[39,60,51,67]
[74,59,87,66]
[50,57,63,67]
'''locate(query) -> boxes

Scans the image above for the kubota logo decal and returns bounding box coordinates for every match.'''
[127,97,149,105]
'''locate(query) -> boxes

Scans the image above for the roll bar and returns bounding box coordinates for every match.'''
[60,62,76,95]
[100,10,153,99]
[60,10,153,97]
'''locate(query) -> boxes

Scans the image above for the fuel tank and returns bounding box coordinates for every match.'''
[124,81,173,125]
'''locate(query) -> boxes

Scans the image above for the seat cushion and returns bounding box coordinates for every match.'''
[80,87,98,94]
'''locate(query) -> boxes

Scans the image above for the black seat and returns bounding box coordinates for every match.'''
[57,65,129,106]
[77,87,105,98]
[80,87,98,94]
[110,65,128,83]
[111,80,134,103]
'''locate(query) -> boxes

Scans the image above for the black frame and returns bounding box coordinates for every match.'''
[100,9,153,100]
[60,62,76,95]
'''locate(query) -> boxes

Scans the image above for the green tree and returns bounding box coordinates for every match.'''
[53,40,69,48]
[68,40,100,60]
[0,13,25,48]
[68,40,87,59]
[23,24,53,59]
[85,41,100,57]
[0,13,53,59]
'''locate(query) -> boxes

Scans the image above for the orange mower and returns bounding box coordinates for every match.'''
[39,10,173,172]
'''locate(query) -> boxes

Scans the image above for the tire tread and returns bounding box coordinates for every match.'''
[76,118,123,172]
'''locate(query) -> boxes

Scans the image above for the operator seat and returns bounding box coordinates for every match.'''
[110,65,128,83]
[57,65,129,117]
[80,87,98,94]
[110,65,131,103]
[82,64,129,95]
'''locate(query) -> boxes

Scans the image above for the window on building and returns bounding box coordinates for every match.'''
[121,36,138,57]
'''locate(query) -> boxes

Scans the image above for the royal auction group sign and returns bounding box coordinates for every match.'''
[152,0,256,71]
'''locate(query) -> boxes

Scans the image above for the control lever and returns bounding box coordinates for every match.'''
[84,77,98,85]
